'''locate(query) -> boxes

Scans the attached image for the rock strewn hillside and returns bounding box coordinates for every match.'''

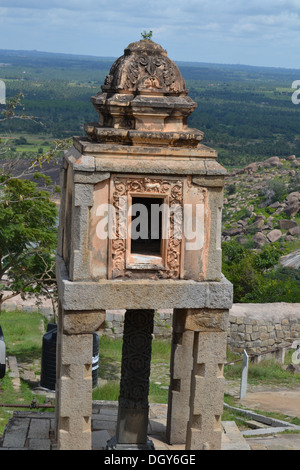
[222,155,300,255]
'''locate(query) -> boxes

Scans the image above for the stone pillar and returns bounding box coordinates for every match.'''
[167,308,229,450]
[166,310,194,444]
[107,309,155,450]
[55,309,105,450]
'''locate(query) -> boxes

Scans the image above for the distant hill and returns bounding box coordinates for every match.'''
[1,48,300,167]
[1,47,300,73]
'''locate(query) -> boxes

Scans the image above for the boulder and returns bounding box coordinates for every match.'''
[266,229,282,242]
[286,191,300,202]
[252,232,268,247]
[269,201,280,209]
[284,202,300,217]
[222,226,244,237]
[279,219,298,230]
[236,236,248,245]
[247,215,265,232]
[252,218,265,229]
[280,249,300,269]
[262,156,283,167]
[237,219,247,227]
[288,226,300,237]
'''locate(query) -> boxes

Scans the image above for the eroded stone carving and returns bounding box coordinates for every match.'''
[118,309,154,409]
[102,40,186,95]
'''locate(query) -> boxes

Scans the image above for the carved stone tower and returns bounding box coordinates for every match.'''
[55,39,233,450]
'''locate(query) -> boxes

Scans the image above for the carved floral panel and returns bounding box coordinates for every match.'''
[110,175,184,279]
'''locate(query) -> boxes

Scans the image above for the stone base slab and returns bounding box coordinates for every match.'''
[56,256,232,312]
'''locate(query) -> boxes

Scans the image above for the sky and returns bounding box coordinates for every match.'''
[1,0,300,69]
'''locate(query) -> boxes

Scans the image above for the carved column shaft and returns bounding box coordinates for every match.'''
[108,309,154,449]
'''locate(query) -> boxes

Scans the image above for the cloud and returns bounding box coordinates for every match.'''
[1,0,300,67]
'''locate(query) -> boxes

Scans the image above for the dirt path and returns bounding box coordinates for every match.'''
[240,389,300,418]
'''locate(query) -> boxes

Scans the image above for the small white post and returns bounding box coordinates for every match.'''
[240,349,249,399]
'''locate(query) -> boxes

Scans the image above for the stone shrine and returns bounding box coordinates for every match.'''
[55,39,233,450]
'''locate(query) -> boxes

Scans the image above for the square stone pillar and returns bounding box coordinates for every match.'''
[166,312,194,444]
[167,308,229,450]
[55,309,105,450]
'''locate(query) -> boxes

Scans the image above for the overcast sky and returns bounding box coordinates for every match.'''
[1,0,300,69]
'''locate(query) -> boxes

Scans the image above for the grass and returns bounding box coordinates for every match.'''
[95,335,171,404]
[0,310,49,435]
[224,348,300,387]
[0,310,46,361]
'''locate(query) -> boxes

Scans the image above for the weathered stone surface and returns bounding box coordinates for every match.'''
[167,325,194,444]
[284,201,300,217]
[186,330,227,450]
[57,256,233,311]
[63,310,106,334]
[222,226,244,236]
[262,156,283,167]
[174,308,229,333]
[280,249,300,268]
[252,232,268,247]
[288,226,300,237]
[267,229,282,242]
[227,303,300,354]
[279,219,298,230]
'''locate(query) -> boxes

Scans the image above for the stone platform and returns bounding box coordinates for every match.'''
[0,401,250,451]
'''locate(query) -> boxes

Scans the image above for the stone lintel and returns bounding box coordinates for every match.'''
[56,256,233,311]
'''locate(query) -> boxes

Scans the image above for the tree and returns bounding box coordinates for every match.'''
[222,240,285,303]
[141,30,153,40]
[0,93,66,315]
[0,175,58,314]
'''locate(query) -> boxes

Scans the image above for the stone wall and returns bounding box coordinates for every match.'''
[227,303,300,354]
[102,309,173,339]
[102,304,300,356]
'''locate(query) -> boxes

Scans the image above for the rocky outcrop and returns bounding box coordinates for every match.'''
[222,155,300,248]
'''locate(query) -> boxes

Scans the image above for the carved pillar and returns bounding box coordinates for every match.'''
[185,309,229,450]
[166,310,194,444]
[55,309,105,450]
[107,309,155,450]
[167,308,229,450]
